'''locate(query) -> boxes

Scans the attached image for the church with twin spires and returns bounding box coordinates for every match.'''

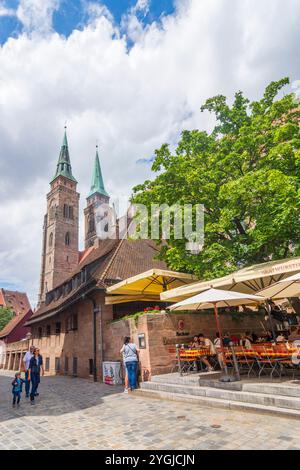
[38,128,111,305]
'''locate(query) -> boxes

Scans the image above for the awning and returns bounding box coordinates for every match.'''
[105,268,197,305]
[168,288,264,311]
[161,257,300,302]
[258,272,300,299]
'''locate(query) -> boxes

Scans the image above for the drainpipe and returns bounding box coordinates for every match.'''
[84,294,99,382]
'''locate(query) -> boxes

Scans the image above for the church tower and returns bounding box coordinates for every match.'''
[38,128,80,304]
[84,146,110,248]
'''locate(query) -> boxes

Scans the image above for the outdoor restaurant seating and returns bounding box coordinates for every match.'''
[176,342,300,379]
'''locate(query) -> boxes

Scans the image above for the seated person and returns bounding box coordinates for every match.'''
[288,326,300,342]
[223,332,231,347]
[240,333,252,349]
[241,304,252,313]
[197,333,215,372]
[190,336,200,349]
[276,333,287,343]
[230,334,239,345]
[263,330,273,342]
[213,332,221,349]
[251,332,259,343]
[269,300,282,312]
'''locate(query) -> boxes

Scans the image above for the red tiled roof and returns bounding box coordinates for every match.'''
[0,309,33,338]
[0,289,31,316]
[29,238,167,323]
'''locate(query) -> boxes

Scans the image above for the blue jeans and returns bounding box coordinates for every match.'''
[25,370,30,397]
[12,391,21,405]
[125,361,138,390]
[30,374,40,401]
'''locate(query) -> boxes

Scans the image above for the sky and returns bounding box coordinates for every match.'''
[0,0,300,307]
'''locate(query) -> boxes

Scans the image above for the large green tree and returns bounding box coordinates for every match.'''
[132,78,300,279]
[0,306,14,331]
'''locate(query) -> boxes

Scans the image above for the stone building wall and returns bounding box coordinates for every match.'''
[107,311,267,379]
[30,291,114,380]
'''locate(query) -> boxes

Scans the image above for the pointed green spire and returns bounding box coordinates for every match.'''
[51,127,77,183]
[88,146,109,198]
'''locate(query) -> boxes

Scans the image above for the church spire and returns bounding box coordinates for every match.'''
[51,127,77,183]
[88,145,109,198]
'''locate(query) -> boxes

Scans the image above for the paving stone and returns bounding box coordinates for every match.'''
[1,370,300,450]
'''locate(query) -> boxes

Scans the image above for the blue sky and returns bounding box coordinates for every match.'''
[0,0,299,304]
[0,0,175,44]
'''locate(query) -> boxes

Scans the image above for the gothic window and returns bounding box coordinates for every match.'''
[65,232,71,246]
[63,204,74,219]
[49,232,53,248]
[88,215,95,233]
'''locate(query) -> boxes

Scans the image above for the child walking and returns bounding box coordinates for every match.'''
[11,372,25,408]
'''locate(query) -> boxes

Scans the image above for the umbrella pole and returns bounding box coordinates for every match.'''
[213,304,228,376]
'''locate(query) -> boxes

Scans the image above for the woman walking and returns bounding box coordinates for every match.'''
[28,347,44,405]
[120,336,139,392]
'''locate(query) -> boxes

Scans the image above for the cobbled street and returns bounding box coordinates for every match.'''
[0,370,300,450]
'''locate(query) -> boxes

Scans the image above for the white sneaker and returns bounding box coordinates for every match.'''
[124,388,128,394]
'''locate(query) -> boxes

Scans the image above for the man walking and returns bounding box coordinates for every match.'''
[23,345,35,398]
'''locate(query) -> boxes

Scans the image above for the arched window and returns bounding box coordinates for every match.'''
[49,232,53,248]
[88,216,95,233]
[63,204,74,219]
[65,232,71,246]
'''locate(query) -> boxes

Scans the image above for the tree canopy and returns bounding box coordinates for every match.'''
[132,78,300,280]
[0,306,14,332]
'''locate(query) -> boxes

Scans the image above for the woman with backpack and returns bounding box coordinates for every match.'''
[120,336,139,392]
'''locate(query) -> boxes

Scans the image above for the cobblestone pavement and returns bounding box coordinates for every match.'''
[0,370,300,450]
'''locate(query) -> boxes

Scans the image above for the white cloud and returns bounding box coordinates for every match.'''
[0,0,300,305]
[0,1,15,17]
[84,1,114,24]
[16,0,60,34]
[133,0,150,15]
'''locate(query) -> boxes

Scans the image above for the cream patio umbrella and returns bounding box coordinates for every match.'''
[168,288,265,377]
[258,272,300,299]
[161,256,300,302]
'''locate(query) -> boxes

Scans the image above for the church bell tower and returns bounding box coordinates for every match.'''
[38,128,80,304]
[84,146,110,248]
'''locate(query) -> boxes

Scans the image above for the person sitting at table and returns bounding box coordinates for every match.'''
[240,333,252,349]
[251,332,259,343]
[230,334,239,345]
[213,332,221,349]
[223,332,231,347]
[197,333,215,372]
[241,304,252,313]
[269,300,282,312]
[263,330,273,342]
[288,326,300,342]
[189,336,200,349]
[276,332,287,343]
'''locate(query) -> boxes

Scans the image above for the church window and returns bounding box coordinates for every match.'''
[88,216,95,233]
[49,232,53,247]
[65,232,71,246]
[63,204,74,219]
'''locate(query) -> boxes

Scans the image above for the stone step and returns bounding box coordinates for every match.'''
[243,382,300,398]
[136,388,300,419]
[141,381,300,411]
[151,371,222,385]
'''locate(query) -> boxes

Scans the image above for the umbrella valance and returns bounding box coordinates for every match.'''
[258,272,300,299]
[161,257,300,302]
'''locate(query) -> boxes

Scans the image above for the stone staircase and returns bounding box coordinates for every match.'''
[136,373,300,419]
